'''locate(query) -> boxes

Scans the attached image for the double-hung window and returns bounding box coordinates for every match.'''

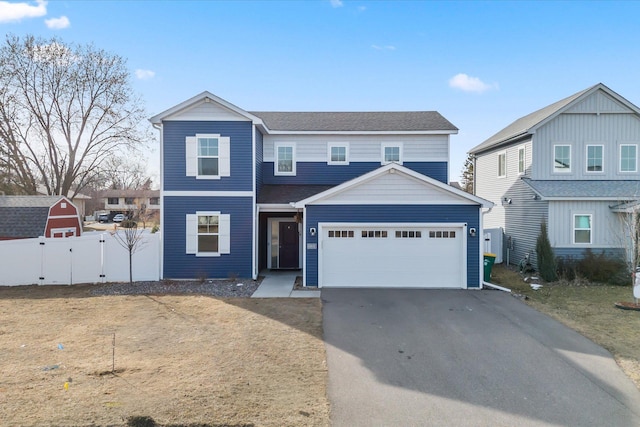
[382,144,402,164]
[328,143,349,165]
[573,214,592,244]
[186,211,231,256]
[185,133,231,179]
[554,145,571,173]
[198,137,219,176]
[586,145,603,172]
[620,144,637,173]
[197,215,219,253]
[518,147,525,174]
[497,152,506,177]
[275,143,296,175]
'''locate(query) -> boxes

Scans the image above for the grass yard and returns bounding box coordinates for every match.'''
[0,285,329,427]
[490,263,640,389]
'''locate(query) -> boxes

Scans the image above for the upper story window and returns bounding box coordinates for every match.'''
[328,143,349,165]
[275,143,296,175]
[620,144,637,173]
[586,145,604,173]
[554,145,571,173]
[497,152,506,177]
[185,134,231,180]
[107,197,119,205]
[518,147,525,175]
[382,144,402,165]
[573,214,592,244]
[149,197,160,205]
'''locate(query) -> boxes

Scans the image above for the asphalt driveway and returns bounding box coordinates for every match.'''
[322,289,640,426]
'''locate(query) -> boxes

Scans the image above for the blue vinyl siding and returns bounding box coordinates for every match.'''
[163,196,253,279]
[263,161,448,185]
[163,121,254,191]
[255,128,264,199]
[554,247,625,261]
[304,204,481,287]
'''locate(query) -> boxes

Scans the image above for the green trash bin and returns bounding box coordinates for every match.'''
[483,253,496,282]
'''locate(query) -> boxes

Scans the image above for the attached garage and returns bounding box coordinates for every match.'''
[319,223,466,288]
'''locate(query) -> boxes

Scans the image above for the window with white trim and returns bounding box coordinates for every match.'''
[186,212,231,256]
[573,214,592,244]
[381,144,402,164]
[275,143,296,175]
[554,145,571,172]
[620,144,637,173]
[328,143,349,165]
[586,145,603,172]
[185,134,231,179]
[518,147,525,174]
[497,152,506,177]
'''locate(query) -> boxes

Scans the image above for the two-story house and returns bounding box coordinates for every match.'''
[469,83,640,268]
[150,91,491,288]
[101,189,160,220]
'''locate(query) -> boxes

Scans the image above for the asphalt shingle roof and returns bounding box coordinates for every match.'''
[522,178,640,199]
[250,111,458,132]
[0,196,67,238]
[258,185,335,204]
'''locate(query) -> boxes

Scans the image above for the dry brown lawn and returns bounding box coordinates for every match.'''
[491,263,640,389]
[0,285,329,427]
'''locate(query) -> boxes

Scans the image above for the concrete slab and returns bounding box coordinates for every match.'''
[290,290,321,298]
[251,270,297,298]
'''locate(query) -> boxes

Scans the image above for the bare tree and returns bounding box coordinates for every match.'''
[111,221,146,286]
[0,34,151,197]
[97,154,150,190]
[460,154,474,194]
[613,206,640,304]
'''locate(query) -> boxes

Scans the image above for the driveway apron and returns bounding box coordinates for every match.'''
[322,289,640,427]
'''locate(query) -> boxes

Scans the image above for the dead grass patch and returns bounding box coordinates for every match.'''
[491,263,640,389]
[0,286,329,426]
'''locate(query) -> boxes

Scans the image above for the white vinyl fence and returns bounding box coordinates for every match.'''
[0,231,160,286]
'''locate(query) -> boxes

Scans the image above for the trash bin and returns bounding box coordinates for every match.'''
[483,253,496,282]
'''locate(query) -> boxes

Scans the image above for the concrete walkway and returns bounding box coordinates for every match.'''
[251,270,321,298]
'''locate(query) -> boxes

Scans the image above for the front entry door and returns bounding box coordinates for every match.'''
[278,222,299,269]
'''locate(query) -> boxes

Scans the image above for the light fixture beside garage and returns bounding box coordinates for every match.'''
[309,227,316,236]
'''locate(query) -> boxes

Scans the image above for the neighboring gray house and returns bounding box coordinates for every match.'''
[469,83,640,268]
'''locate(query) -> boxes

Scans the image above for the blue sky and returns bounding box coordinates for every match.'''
[2,0,640,183]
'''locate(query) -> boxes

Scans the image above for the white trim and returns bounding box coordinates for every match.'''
[274,142,296,176]
[381,143,403,165]
[572,213,592,245]
[327,142,350,165]
[252,126,257,280]
[553,144,572,174]
[164,191,253,197]
[50,227,76,237]
[302,206,307,287]
[47,214,81,220]
[267,217,302,269]
[585,144,604,174]
[619,143,638,173]
[517,146,525,175]
[497,151,506,178]
[157,123,164,279]
[266,130,458,135]
[256,203,298,212]
[294,163,492,208]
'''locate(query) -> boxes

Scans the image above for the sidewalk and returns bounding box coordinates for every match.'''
[251,270,321,298]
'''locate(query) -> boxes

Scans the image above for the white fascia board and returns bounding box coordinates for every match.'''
[544,196,635,201]
[164,191,253,197]
[295,163,493,208]
[266,130,458,136]
[257,204,298,212]
[149,91,265,126]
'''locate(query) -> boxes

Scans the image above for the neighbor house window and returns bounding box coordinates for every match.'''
[107,197,119,205]
[554,145,571,172]
[382,144,402,164]
[497,152,506,177]
[275,143,296,175]
[149,197,160,205]
[328,143,349,165]
[124,197,135,205]
[518,147,525,174]
[198,137,219,176]
[620,144,637,172]
[586,145,603,172]
[574,214,592,244]
[197,215,219,253]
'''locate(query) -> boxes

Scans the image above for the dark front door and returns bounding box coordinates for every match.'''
[278,222,299,269]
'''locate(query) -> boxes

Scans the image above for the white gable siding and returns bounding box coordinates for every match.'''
[314,171,475,205]
[163,101,252,122]
[548,200,621,248]
[263,134,449,162]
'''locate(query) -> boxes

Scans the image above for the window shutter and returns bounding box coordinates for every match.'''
[186,214,197,254]
[219,214,231,254]
[219,136,231,177]
[185,136,197,177]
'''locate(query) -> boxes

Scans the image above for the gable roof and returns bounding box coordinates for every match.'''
[0,196,66,238]
[294,163,492,208]
[522,178,640,200]
[250,111,458,133]
[257,185,335,204]
[469,83,640,154]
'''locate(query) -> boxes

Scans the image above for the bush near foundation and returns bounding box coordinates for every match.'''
[556,249,630,286]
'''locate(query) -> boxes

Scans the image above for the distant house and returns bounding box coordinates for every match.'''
[36,185,91,217]
[0,196,82,240]
[469,83,640,268]
[100,189,160,219]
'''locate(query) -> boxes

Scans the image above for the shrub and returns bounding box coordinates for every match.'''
[120,219,137,229]
[151,224,159,233]
[536,220,557,281]
[557,250,630,286]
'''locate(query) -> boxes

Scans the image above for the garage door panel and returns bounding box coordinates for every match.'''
[320,225,463,288]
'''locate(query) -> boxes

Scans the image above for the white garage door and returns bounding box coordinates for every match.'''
[320,224,465,288]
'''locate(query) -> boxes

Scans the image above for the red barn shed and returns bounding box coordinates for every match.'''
[0,195,82,240]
